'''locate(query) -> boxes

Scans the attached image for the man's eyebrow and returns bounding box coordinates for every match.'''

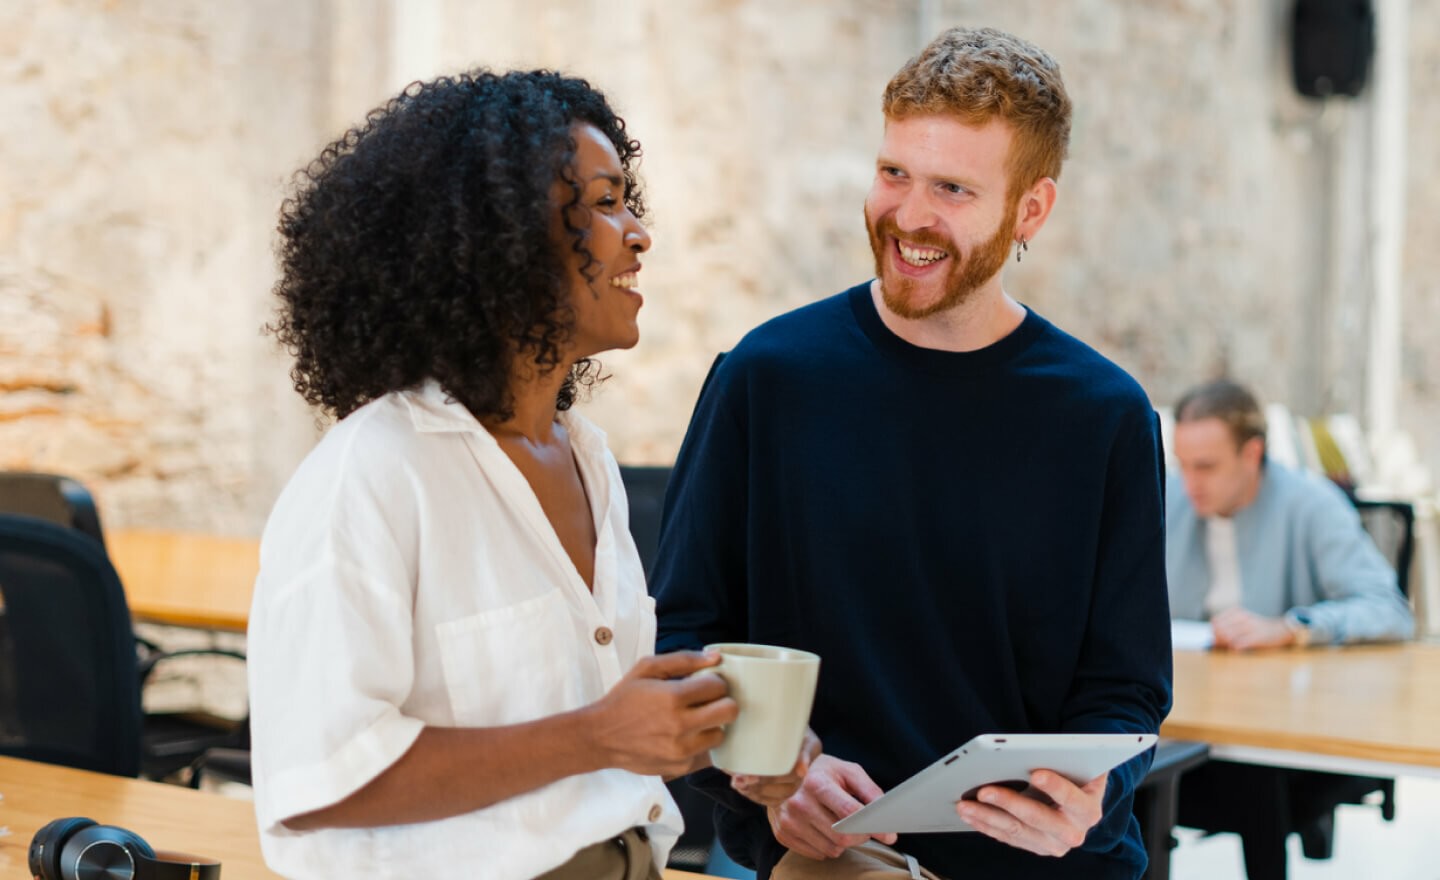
[874,157,983,191]
[939,174,986,193]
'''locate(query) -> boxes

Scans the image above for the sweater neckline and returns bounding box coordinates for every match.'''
[847,281,1047,375]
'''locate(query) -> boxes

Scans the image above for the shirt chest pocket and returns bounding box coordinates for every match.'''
[436,589,588,726]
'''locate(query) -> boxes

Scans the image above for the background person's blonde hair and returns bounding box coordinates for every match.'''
[882,26,1072,202]
[1174,379,1269,453]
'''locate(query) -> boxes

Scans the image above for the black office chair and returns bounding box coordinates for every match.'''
[0,474,250,782]
[620,465,672,579]
[1133,739,1210,880]
[137,648,250,782]
[1174,497,1414,879]
[0,514,142,776]
[619,464,719,871]
[188,746,254,789]
[1354,499,1415,599]
[1298,499,1414,834]
[1281,499,1412,860]
[0,471,106,549]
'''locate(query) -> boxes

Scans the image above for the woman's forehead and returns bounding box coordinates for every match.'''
[570,122,623,181]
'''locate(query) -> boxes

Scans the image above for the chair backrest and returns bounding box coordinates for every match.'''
[617,463,718,867]
[618,465,672,578]
[1354,499,1415,597]
[0,472,106,549]
[0,514,141,776]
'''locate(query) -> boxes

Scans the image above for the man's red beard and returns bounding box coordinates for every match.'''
[866,200,1019,320]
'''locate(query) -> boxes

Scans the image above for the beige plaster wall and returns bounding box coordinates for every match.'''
[1,0,1434,535]
[0,0,332,533]
[1401,1,1440,476]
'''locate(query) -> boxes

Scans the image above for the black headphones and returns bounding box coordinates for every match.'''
[29,817,221,880]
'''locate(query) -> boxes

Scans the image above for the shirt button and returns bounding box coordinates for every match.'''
[648,803,662,822]
[594,626,614,646]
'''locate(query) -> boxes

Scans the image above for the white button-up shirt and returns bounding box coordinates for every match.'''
[248,380,679,879]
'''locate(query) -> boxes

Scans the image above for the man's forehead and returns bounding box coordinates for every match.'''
[880,112,1016,142]
[1175,418,1243,452]
[877,113,1015,177]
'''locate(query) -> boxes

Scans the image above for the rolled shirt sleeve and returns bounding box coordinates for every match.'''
[249,553,426,832]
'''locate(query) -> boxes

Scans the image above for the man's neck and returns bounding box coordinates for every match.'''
[1235,470,1264,515]
[1215,471,1265,520]
[870,278,1026,352]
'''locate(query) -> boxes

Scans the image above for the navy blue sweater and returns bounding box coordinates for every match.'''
[652,282,1172,879]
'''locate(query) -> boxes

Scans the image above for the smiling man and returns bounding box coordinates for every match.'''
[652,27,1172,880]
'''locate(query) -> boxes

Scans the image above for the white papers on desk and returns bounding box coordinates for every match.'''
[1171,619,1214,651]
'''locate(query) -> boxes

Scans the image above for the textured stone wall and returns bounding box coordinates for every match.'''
[1,0,1435,536]
[415,0,916,462]
[1402,1,1440,476]
[0,0,331,534]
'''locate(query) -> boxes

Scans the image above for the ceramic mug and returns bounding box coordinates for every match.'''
[702,643,820,776]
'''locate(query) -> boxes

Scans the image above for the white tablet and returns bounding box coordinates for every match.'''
[831,732,1158,835]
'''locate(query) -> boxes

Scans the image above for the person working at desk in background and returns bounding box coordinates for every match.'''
[652,26,1172,880]
[247,70,808,880]
[1167,378,1414,649]
[1167,380,1414,879]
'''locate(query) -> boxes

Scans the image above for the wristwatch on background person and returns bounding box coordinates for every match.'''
[1283,610,1313,648]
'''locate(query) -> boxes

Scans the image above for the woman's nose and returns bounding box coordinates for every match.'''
[626,221,652,253]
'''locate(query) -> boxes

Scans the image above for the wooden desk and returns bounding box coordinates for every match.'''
[109,529,259,632]
[0,756,724,880]
[1162,643,1440,777]
[0,755,277,877]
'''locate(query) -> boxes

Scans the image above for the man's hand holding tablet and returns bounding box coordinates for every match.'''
[823,732,1158,858]
[956,767,1109,856]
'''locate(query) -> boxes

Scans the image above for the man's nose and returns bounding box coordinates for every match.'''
[1182,476,1203,501]
[894,188,937,231]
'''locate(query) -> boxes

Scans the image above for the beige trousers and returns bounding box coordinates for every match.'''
[533,827,661,880]
[773,840,948,880]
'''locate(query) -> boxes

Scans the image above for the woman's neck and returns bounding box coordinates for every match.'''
[484,359,573,444]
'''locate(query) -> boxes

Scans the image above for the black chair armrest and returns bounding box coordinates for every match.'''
[137,647,248,685]
[1141,739,1211,786]
[188,747,253,789]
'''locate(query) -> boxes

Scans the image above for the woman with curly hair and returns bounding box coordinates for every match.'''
[246,69,810,880]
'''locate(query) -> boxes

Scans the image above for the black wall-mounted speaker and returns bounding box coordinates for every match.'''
[1291,0,1375,98]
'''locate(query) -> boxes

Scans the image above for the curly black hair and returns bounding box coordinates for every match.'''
[269,69,646,421]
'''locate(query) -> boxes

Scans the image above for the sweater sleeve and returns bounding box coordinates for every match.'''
[651,354,781,870]
[653,353,749,653]
[1063,406,1174,854]
[1290,486,1415,644]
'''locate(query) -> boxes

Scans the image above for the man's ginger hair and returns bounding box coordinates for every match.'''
[883,27,1072,200]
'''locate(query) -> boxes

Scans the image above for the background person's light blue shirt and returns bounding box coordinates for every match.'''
[1167,461,1414,645]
